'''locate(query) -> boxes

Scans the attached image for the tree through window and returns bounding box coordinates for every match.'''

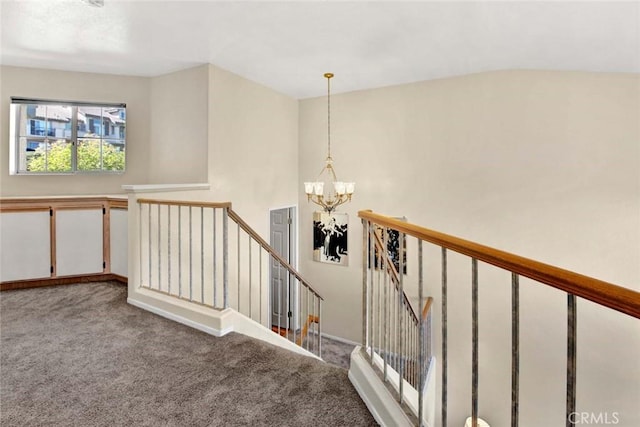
[9,98,126,174]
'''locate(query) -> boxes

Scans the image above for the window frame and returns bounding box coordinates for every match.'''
[9,97,127,175]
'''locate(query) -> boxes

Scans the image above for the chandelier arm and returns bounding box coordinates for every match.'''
[308,195,328,210]
[333,195,348,210]
[307,184,348,214]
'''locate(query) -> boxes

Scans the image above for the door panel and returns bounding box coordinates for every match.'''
[56,208,103,276]
[0,211,51,282]
[110,208,128,277]
[270,208,292,328]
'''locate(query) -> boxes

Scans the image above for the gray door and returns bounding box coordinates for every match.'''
[270,207,295,329]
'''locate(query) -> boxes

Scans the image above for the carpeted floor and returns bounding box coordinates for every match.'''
[0,282,376,426]
[317,335,355,370]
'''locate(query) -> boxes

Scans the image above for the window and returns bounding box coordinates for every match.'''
[9,98,126,174]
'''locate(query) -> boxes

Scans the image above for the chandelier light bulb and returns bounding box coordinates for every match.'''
[304,182,315,195]
[345,182,355,195]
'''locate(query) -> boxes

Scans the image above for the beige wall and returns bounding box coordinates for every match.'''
[148,65,209,184]
[298,70,640,426]
[0,66,151,196]
[208,64,299,238]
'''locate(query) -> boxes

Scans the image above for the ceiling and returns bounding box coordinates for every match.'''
[1,0,639,99]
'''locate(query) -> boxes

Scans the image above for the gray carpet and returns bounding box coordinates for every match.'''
[317,336,355,370]
[0,282,376,426]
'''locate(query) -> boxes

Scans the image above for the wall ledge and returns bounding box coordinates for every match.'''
[122,183,210,193]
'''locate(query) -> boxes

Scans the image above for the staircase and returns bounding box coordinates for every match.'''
[270,314,322,354]
[355,209,640,427]
[133,197,324,357]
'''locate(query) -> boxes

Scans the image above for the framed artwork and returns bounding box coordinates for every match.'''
[313,212,348,266]
[369,218,407,275]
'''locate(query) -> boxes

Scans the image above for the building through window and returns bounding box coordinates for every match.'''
[9,98,126,174]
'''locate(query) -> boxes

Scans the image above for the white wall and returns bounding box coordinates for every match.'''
[298,70,640,427]
[208,64,299,238]
[148,65,209,184]
[0,66,151,196]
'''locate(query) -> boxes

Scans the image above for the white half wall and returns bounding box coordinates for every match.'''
[349,347,437,427]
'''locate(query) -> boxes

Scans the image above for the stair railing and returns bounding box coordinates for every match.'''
[363,219,435,425]
[136,198,323,357]
[228,208,324,355]
[367,225,434,392]
[359,209,640,427]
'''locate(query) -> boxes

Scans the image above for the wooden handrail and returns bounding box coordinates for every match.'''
[422,297,434,320]
[371,227,419,322]
[228,209,324,300]
[295,315,320,346]
[109,199,128,209]
[359,210,640,319]
[137,198,231,209]
[0,206,51,213]
[0,196,127,212]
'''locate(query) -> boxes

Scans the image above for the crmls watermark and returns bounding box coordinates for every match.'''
[568,412,620,425]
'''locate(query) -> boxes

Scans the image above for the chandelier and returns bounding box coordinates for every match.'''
[304,73,355,213]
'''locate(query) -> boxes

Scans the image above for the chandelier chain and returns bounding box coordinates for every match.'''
[327,74,331,160]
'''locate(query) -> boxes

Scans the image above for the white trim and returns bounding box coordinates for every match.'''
[127,297,233,337]
[321,332,360,346]
[268,203,299,269]
[349,346,436,427]
[122,183,210,193]
[127,289,319,359]
[9,104,17,174]
[348,346,414,427]
[268,205,299,329]
[232,308,321,360]
[268,204,298,213]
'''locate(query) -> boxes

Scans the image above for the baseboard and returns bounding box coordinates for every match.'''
[128,290,320,359]
[321,332,360,347]
[127,297,233,337]
[1,273,127,291]
[111,274,128,284]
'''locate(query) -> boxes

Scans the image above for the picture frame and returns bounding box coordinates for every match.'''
[313,212,348,266]
[368,217,407,275]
